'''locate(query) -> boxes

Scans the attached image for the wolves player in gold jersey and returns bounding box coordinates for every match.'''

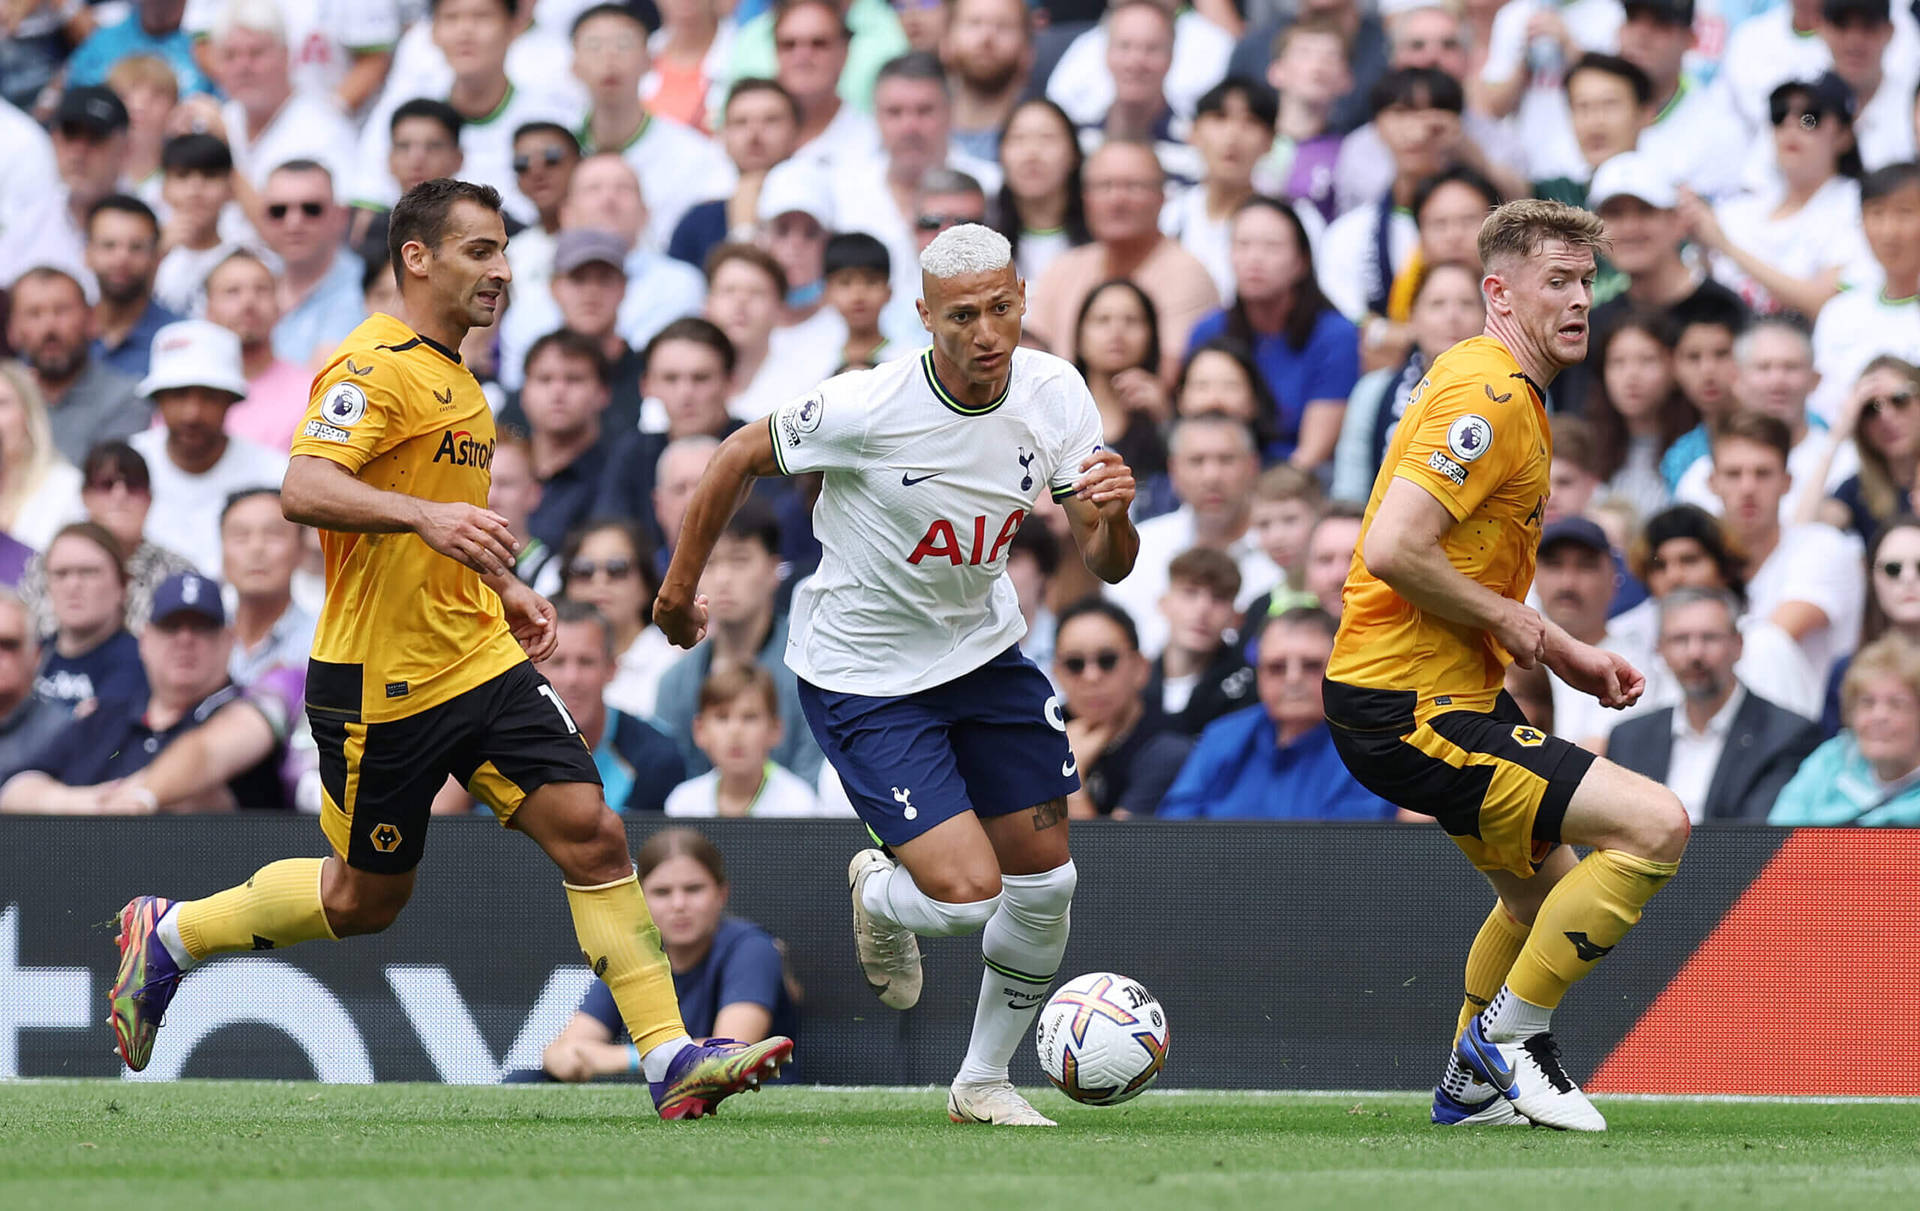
[1324,200,1689,1132]
[108,179,790,1117]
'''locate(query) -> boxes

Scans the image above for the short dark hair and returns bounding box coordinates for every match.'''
[1710,409,1793,466]
[1073,278,1162,380]
[12,265,85,302]
[1261,605,1338,645]
[824,231,891,279]
[160,132,232,176]
[553,597,615,660]
[48,520,128,586]
[81,440,151,494]
[1055,596,1141,653]
[704,241,789,296]
[1564,52,1654,107]
[725,77,801,124]
[512,120,579,151]
[720,500,782,556]
[1413,165,1502,221]
[430,0,516,16]
[268,157,333,184]
[1667,290,1748,343]
[220,486,282,527]
[1370,66,1464,119]
[391,97,464,143]
[1630,504,1746,600]
[571,1,648,36]
[388,177,504,283]
[525,328,612,386]
[644,316,737,378]
[87,193,158,239]
[1861,161,1920,206]
[1008,517,1060,579]
[1194,76,1278,130]
[876,50,950,94]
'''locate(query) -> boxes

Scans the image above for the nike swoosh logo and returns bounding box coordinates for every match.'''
[901,471,944,486]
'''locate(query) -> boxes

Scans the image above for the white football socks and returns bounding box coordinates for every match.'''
[155,905,198,970]
[956,862,1077,1085]
[641,1038,694,1082]
[861,862,1000,936]
[1481,986,1554,1042]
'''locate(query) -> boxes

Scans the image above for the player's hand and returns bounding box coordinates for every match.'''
[653,582,710,649]
[1073,449,1135,513]
[499,580,558,662]
[1493,605,1549,670]
[1553,641,1645,710]
[417,500,519,576]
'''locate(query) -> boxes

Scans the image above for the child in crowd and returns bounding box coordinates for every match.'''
[665,664,826,818]
[1243,463,1323,611]
[153,134,236,314]
[822,232,894,368]
[1659,302,1747,491]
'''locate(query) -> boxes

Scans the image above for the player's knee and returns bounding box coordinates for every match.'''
[1625,789,1690,864]
[921,890,1002,936]
[326,879,411,937]
[1003,859,1077,921]
[550,806,633,885]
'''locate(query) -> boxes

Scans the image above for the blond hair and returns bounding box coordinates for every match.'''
[0,360,66,531]
[106,55,180,104]
[698,661,781,717]
[1477,199,1609,270]
[1841,633,1920,729]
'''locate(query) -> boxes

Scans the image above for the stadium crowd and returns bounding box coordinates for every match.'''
[3,0,1920,828]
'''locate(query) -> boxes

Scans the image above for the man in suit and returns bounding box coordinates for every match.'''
[1608,586,1823,822]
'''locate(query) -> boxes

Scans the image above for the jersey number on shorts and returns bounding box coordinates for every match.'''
[537,684,580,735]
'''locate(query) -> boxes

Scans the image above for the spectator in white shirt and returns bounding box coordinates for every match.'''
[1809,161,1920,422]
[220,487,316,686]
[1816,0,1918,175]
[1161,77,1277,302]
[152,134,238,315]
[1617,0,1747,200]
[1474,0,1626,184]
[1709,408,1866,677]
[706,241,837,421]
[1107,412,1277,657]
[991,98,1091,286]
[1046,0,1237,131]
[347,99,466,264]
[501,120,583,298]
[1077,1,1197,185]
[665,662,833,817]
[196,0,356,203]
[776,0,884,178]
[182,0,401,116]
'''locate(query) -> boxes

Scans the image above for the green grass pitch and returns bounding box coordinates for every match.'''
[3,1082,1917,1211]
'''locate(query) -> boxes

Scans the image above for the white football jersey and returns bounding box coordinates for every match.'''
[771,347,1103,697]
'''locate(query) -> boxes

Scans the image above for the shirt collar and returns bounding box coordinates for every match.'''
[1672,684,1745,741]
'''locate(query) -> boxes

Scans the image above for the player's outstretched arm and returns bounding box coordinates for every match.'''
[655,420,784,648]
[1362,477,1548,667]
[282,455,519,576]
[1061,449,1140,584]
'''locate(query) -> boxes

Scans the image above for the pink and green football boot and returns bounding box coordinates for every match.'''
[109,896,186,1072]
[650,1036,794,1119]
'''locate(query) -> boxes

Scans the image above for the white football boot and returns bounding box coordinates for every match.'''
[1457,1017,1608,1131]
[1431,1073,1530,1126]
[947,1079,1058,1126]
[848,849,923,1010]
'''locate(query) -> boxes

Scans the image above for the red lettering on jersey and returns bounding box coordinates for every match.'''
[908,519,963,565]
[966,514,987,565]
[986,509,1026,565]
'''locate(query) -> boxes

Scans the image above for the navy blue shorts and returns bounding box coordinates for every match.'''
[797,645,1080,846]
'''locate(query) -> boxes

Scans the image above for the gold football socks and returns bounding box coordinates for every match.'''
[1455,902,1531,1042]
[565,871,690,1053]
[172,858,338,960]
[1501,848,1680,1015]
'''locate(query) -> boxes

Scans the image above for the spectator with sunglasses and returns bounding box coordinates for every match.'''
[1051,598,1192,819]
[560,518,685,721]
[259,161,364,367]
[1820,516,1920,733]
[1158,606,1395,820]
[1809,162,1920,421]
[1804,357,1920,543]
[503,123,583,297]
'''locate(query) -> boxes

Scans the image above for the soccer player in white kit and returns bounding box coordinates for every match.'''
[655,224,1140,1125]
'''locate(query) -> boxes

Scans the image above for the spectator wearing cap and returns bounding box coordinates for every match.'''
[1678,74,1875,321]
[1,570,304,813]
[1808,162,1920,422]
[18,87,137,284]
[260,161,365,367]
[1048,598,1192,819]
[736,0,909,132]
[1532,54,1654,209]
[1328,1,1531,217]
[653,502,826,783]
[1030,141,1219,375]
[1533,514,1655,751]
[1617,0,1748,201]
[129,319,288,577]
[192,0,357,204]
[86,195,180,380]
[0,591,68,786]
[1607,586,1824,821]
[63,0,213,99]
[1474,0,1627,185]
[0,360,85,553]
[1814,0,1919,175]
[221,487,315,686]
[5,267,146,466]
[669,79,803,276]
[31,521,147,709]
[18,442,197,639]
[571,4,736,252]
[199,250,315,454]
[758,157,839,332]
[1159,607,1397,820]
[1053,0,1241,134]
[497,159,706,394]
[941,0,1032,163]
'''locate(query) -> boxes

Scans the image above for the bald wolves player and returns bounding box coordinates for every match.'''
[108,179,790,1117]
[655,225,1139,1126]
[1324,200,1689,1132]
